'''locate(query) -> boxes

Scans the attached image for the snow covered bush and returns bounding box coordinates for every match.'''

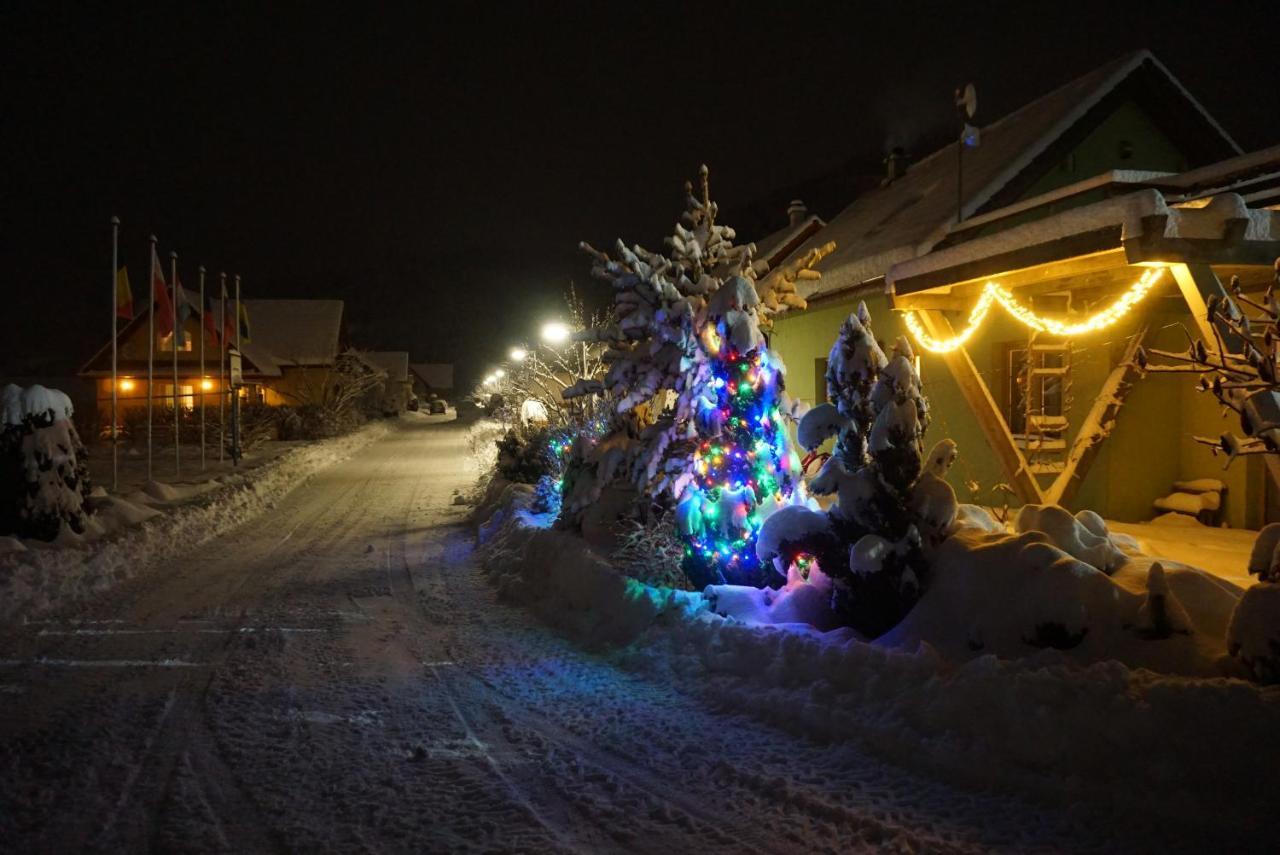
[1227,524,1280,682]
[760,304,956,637]
[1,384,93,542]
[568,165,834,587]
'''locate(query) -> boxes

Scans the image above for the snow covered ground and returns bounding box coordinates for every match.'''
[0,419,393,624]
[477,490,1280,851]
[0,415,1163,853]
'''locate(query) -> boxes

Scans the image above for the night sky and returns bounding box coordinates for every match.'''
[3,1,1277,389]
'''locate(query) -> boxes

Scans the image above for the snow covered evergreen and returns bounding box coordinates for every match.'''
[761,306,955,636]
[567,166,833,586]
[1,384,92,542]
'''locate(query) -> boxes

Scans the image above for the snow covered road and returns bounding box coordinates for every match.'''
[1,418,1116,853]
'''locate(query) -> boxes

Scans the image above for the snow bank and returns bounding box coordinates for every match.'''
[0,420,389,623]
[473,493,1280,845]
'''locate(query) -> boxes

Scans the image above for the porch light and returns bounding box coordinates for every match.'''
[119,378,135,391]
[201,379,214,391]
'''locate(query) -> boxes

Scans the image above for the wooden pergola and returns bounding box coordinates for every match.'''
[886,189,1280,505]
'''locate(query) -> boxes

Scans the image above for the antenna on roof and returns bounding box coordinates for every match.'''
[955,83,979,225]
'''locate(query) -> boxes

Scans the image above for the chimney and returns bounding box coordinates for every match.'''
[787,199,808,227]
[883,147,910,184]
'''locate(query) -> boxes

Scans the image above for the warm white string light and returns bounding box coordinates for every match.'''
[903,267,1166,353]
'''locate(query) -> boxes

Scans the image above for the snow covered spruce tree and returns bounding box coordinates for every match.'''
[567,165,834,588]
[1,384,93,541]
[759,305,958,636]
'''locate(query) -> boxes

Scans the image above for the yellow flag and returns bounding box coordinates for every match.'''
[115,267,133,319]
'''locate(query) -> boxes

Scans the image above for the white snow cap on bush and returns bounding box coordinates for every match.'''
[1014,504,1125,573]
[796,402,851,452]
[3,383,75,426]
[756,504,831,563]
[1247,523,1280,581]
[1227,582,1280,683]
[1134,562,1192,636]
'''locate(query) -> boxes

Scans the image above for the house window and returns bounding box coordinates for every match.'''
[1005,344,1068,437]
[814,357,829,403]
[161,384,196,411]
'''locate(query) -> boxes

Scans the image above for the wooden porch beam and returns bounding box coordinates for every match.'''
[915,310,1045,505]
[1044,326,1148,507]
[1170,262,1247,354]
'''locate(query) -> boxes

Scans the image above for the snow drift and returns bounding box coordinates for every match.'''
[473,485,1280,847]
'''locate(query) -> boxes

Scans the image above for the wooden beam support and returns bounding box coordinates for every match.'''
[1170,262,1246,354]
[1044,326,1148,507]
[916,310,1045,505]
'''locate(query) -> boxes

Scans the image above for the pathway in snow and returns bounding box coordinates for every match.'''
[1,418,1114,853]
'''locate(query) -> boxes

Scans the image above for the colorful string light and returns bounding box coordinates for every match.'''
[681,330,799,585]
[902,267,1166,353]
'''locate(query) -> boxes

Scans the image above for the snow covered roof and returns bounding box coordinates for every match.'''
[779,50,1240,302]
[243,300,344,367]
[751,214,825,268]
[886,188,1280,296]
[364,351,409,383]
[237,341,283,377]
[410,363,454,390]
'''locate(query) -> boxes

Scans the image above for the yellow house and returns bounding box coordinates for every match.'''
[761,51,1279,527]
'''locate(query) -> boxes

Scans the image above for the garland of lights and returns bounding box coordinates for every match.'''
[902,267,1166,353]
[679,342,802,587]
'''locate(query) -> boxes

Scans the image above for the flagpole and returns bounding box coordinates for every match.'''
[233,274,241,466]
[219,272,226,464]
[110,216,120,493]
[198,265,206,472]
[171,250,180,478]
[147,235,156,483]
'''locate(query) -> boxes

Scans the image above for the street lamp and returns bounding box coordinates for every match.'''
[541,321,571,345]
[509,347,528,362]
[494,368,506,379]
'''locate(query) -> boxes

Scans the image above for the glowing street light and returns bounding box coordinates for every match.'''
[509,347,528,362]
[540,321,571,345]
[494,368,506,378]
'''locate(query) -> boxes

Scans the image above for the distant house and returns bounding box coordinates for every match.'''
[80,298,347,425]
[761,50,1280,526]
[410,363,454,400]
[364,351,412,414]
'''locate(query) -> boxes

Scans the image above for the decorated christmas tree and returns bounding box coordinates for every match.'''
[570,166,834,588]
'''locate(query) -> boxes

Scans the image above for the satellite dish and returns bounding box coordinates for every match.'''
[955,83,977,120]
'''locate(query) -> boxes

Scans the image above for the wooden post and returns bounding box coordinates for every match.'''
[1044,326,1148,507]
[915,309,1045,504]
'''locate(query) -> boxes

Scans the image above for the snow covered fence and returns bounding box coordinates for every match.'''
[0,419,390,624]
[473,487,1280,847]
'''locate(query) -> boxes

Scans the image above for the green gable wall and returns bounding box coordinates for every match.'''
[771,288,1263,527]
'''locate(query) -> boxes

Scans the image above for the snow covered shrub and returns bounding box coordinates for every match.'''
[1227,524,1280,682]
[1228,583,1280,684]
[761,303,958,637]
[611,513,691,590]
[570,165,834,588]
[1,384,93,541]
[495,427,557,484]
